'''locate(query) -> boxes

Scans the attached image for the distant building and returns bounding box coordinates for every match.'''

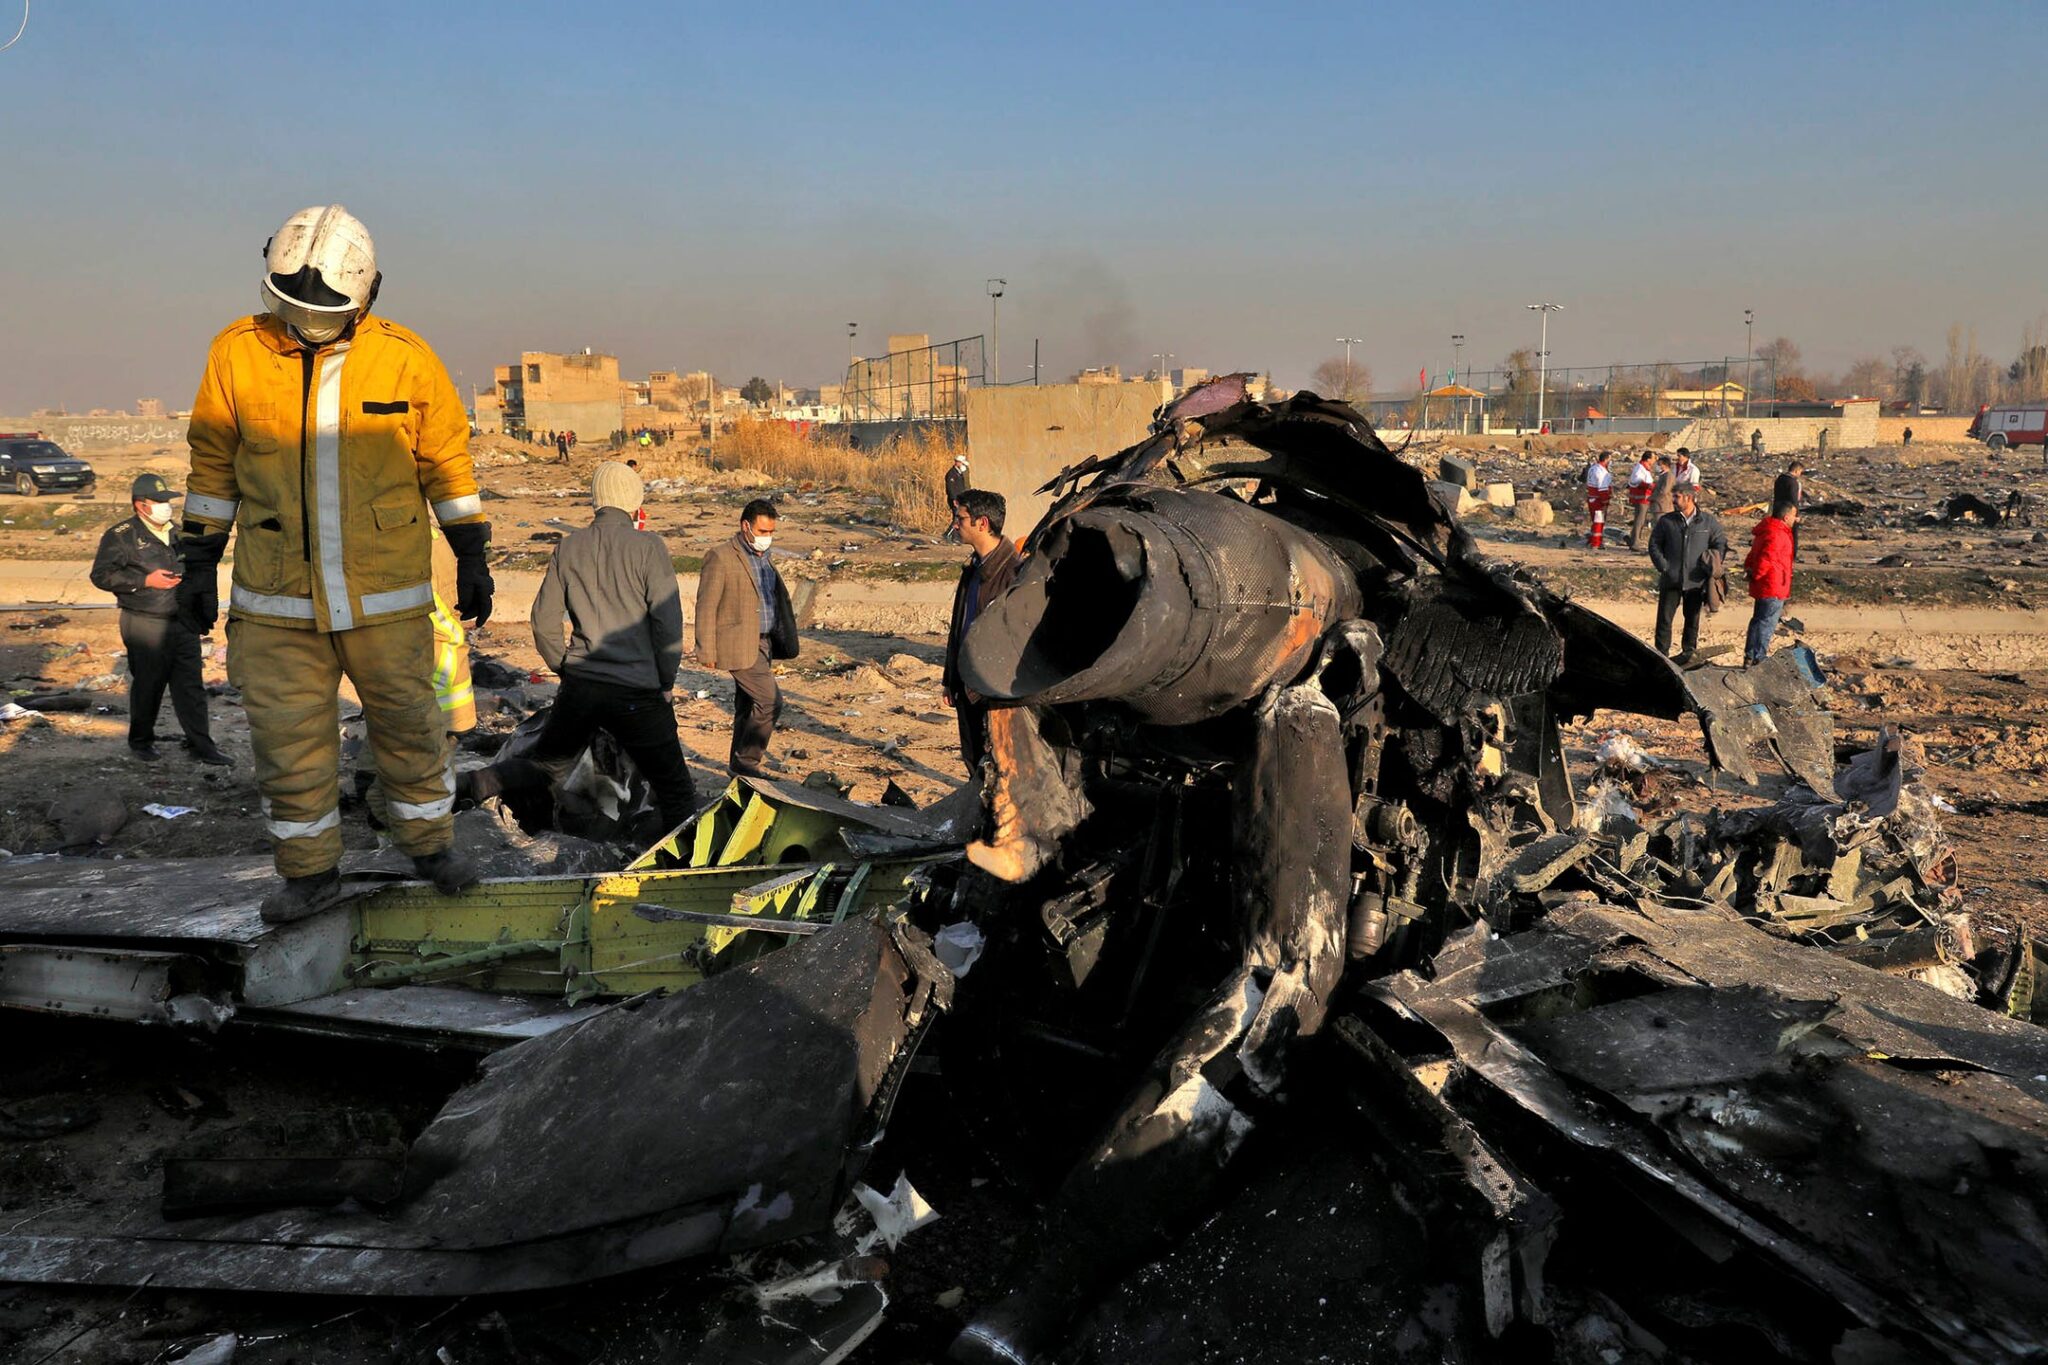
[481,350,621,441]
[135,398,165,418]
[1654,381,1746,417]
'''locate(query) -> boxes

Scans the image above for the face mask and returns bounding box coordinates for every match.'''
[144,501,173,524]
[749,534,773,553]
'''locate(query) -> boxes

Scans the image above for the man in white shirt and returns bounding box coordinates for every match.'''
[1583,452,1614,548]
[1625,451,1659,550]
[1672,447,1702,494]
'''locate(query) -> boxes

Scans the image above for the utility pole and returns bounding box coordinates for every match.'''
[1152,352,1176,386]
[1336,336,1363,399]
[986,279,1005,386]
[1744,308,1754,420]
[1451,334,1464,381]
[1526,303,1563,430]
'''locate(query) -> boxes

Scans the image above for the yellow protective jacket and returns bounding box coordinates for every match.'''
[184,313,484,633]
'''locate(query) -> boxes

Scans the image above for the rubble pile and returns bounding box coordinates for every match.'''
[0,381,2043,1365]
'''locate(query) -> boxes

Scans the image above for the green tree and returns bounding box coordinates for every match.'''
[740,377,775,405]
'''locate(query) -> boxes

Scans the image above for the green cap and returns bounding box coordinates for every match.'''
[130,473,180,500]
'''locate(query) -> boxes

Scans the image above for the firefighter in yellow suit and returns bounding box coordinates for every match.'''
[177,205,494,923]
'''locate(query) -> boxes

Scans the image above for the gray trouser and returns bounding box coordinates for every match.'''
[729,639,780,775]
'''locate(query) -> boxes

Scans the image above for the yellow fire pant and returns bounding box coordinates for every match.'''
[228,615,454,877]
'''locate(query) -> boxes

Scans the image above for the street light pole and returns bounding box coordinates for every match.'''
[1451,333,1464,380]
[986,279,1005,386]
[1336,336,1363,399]
[1526,303,1563,430]
[1744,309,1754,420]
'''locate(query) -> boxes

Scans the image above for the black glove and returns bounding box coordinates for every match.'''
[176,526,228,634]
[441,521,494,628]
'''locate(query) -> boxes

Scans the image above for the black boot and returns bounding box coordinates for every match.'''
[411,848,479,895]
[259,868,347,924]
[185,736,232,767]
[128,742,161,762]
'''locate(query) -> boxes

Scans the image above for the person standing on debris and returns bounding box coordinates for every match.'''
[1583,452,1614,548]
[1751,428,1764,455]
[943,450,972,543]
[178,204,491,922]
[696,498,796,777]
[1672,447,1702,496]
[88,473,231,766]
[1651,451,1676,522]
[459,462,696,830]
[1773,458,1805,561]
[1625,450,1658,550]
[1743,496,1798,666]
[943,489,1023,773]
[1649,485,1728,663]
[1901,426,1914,448]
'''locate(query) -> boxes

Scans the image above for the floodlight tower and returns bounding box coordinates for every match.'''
[1744,309,1755,419]
[1336,336,1363,398]
[987,279,1006,385]
[1526,303,1563,429]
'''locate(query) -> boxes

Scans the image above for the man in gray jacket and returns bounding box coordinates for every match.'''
[460,462,696,827]
[1648,484,1728,663]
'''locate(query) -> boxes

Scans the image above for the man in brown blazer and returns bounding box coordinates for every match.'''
[942,489,1023,773]
[695,499,789,776]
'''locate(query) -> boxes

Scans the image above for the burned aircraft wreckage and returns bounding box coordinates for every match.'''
[0,377,2044,1363]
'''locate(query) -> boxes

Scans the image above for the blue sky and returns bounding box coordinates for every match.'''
[1,1,2042,411]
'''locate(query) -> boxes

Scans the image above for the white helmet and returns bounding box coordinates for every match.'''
[259,205,378,344]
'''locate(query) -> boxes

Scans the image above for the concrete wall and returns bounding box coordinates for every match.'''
[0,416,190,449]
[1878,415,1973,444]
[964,381,1167,531]
[524,399,622,443]
[1674,403,1879,454]
[843,418,962,451]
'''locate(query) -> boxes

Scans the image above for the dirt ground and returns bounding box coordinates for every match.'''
[1,431,2045,1361]
[5,432,2042,931]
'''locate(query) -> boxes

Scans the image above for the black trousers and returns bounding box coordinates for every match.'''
[474,676,696,829]
[1654,586,1707,657]
[957,699,990,775]
[120,610,209,747]
[729,639,781,776]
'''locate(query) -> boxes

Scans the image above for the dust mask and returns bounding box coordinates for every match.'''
[749,534,773,553]
[144,501,174,525]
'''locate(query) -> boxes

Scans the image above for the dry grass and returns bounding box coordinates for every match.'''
[708,419,959,533]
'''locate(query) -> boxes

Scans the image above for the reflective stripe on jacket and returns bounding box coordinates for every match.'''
[184,313,484,633]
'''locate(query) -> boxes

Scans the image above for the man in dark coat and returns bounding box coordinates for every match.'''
[1648,485,1728,663]
[943,452,971,542]
[943,489,1023,773]
[88,474,229,764]
[1772,459,1805,561]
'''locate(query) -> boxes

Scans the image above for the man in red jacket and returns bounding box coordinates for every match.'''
[1743,496,1798,665]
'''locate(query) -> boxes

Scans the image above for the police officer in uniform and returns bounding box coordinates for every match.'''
[89,474,231,765]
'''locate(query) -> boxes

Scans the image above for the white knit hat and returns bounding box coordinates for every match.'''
[592,461,643,513]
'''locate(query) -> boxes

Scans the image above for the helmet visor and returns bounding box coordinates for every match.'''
[261,268,358,342]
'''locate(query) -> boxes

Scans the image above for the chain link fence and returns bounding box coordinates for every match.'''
[1366,357,1782,434]
[842,336,986,423]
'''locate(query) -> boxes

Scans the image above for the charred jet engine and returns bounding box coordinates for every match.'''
[942,376,1708,1363]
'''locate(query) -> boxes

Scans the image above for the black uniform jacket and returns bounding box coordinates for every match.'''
[90,516,183,616]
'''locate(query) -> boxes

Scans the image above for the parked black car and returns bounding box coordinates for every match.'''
[0,435,96,496]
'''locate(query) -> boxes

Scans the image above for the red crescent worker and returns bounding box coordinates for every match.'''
[1583,452,1614,549]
